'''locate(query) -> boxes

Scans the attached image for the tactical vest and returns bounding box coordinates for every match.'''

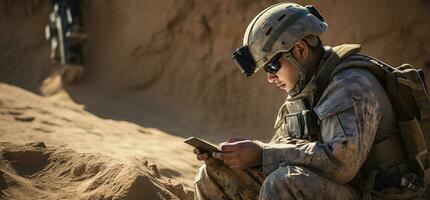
[271,44,430,198]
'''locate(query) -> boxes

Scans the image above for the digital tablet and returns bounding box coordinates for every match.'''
[184,137,221,154]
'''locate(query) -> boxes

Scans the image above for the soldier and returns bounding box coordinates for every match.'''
[194,3,428,200]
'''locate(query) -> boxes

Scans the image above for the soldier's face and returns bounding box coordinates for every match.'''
[266,57,299,92]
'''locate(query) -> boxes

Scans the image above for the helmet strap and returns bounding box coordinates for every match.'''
[283,51,308,96]
[283,51,301,69]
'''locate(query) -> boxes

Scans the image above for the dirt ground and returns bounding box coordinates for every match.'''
[0,0,429,199]
[0,83,196,199]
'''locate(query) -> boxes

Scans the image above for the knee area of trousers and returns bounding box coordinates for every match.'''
[262,167,287,188]
[262,165,310,188]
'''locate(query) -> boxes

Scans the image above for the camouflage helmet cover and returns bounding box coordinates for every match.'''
[234,3,327,76]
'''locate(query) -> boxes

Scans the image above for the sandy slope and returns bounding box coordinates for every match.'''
[0,142,188,200]
[0,83,198,199]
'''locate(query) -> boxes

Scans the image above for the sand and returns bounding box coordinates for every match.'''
[0,0,430,199]
[0,142,189,200]
[0,83,196,199]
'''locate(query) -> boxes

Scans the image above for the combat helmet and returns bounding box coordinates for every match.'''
[232,3,327,77]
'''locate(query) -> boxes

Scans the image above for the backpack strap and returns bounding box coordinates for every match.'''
[314,44,362,103]
[330,54,415,122]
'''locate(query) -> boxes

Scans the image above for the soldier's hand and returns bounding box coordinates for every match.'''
[193,148,222,167]
[193,148,210,161]
[192,138,245,161]
[213,139,264,169]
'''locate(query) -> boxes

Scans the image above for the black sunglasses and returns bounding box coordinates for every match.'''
[264,54,283,74]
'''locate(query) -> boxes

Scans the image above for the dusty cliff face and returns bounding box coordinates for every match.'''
[1,0,430,140]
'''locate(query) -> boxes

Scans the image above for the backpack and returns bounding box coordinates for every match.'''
[315,44,430,198]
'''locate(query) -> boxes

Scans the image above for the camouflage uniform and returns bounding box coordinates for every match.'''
[194,56,398,199]
[219,2,426,199]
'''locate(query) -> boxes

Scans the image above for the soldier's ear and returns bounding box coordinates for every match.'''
[292,40,308,62]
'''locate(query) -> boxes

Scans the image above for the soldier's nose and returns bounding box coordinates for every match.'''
[267,72,278,83]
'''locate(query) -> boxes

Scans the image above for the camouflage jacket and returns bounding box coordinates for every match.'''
[262,67,398,184]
